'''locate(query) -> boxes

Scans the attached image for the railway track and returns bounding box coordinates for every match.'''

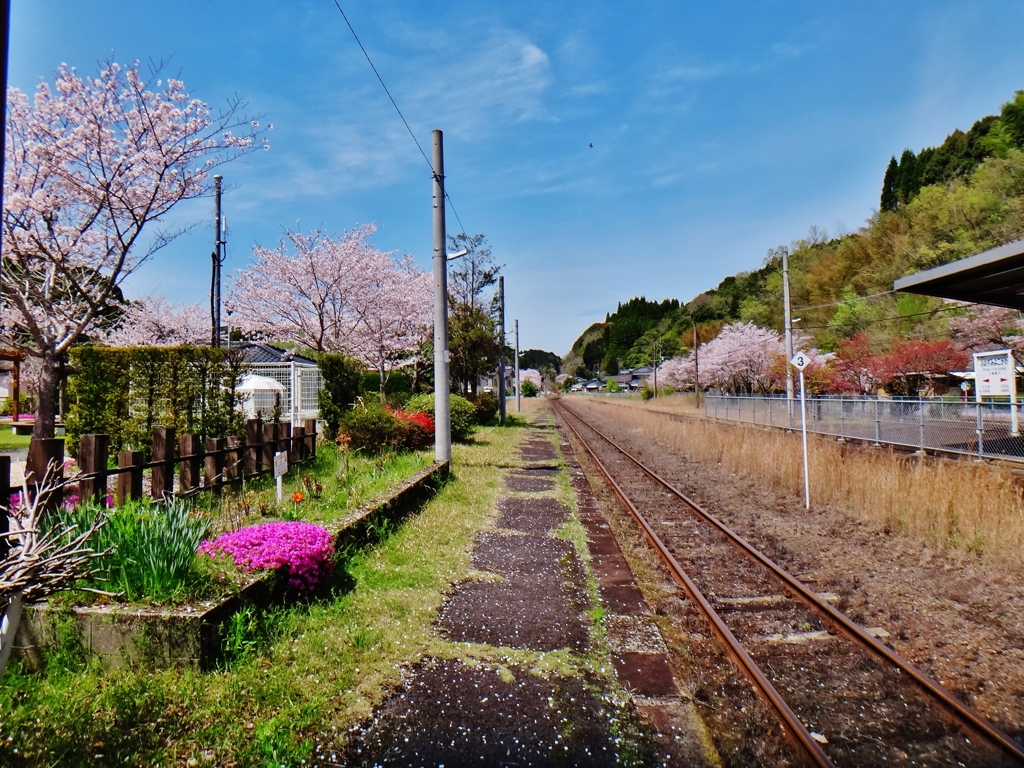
[553,398,1024,767]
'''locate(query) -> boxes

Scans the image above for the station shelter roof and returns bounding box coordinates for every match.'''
[893,238,1024,309]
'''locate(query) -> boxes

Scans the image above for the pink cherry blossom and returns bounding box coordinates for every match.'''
[2,60,269,440]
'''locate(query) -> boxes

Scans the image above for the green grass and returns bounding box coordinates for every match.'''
[0,429,31,453]
[199,444,432,535]
[0,423,525,766]
[0,416,654,766]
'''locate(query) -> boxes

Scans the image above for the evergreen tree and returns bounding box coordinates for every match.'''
[894,148,919,205]
[880,156,899,212]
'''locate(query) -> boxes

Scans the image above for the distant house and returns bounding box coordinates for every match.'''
[584,379,602,392]
[610,366,654,392]
[477,364,515,396]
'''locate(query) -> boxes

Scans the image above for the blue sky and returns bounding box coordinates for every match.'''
[9,1,1024,355]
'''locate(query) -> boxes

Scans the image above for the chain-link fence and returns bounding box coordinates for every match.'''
[705,394,1024,462]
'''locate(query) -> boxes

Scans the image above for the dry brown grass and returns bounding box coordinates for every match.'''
[571,397,1024,566]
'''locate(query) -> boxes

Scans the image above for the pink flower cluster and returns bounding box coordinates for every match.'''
[199,522,335,593]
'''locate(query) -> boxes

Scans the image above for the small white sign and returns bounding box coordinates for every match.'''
[273,450,288,478]
[790,352,811,371]
[974,350,1014,399]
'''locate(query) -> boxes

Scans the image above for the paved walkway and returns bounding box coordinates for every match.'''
[341,419,716,766]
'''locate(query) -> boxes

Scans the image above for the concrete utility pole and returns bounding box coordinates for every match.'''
[514,319,521,413]
[0,0,10,292]
[782,247,795,424]
[497,276,506,425]
[211,175,224,348]
[432,130,452,463]
[693,324,700,408]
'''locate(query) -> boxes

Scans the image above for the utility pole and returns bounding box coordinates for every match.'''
[651,338,661,397]
[432,130,452,463]
[211,175,224,347]
[782,246,795,425]
[0,0,10,293]
[693,324,700,408]
[514,319,521,413]
[497,276,506,425]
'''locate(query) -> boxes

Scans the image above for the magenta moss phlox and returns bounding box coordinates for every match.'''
[199,521,335,592]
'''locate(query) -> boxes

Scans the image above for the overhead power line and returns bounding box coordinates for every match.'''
[331,2,468,236]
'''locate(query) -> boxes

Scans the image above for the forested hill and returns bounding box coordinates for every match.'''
[564,89,1024,379]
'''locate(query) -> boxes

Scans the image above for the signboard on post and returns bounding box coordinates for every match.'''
[790,352,811,509]
[974,349,1018,436]
[274,450,287,503]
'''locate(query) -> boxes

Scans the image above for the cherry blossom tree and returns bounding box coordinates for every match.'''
[948,303,1024,354]
[693,322,786,393]
[2,60,269,448]
[519,368,543,392]
[226,226,378,352]
[656,354,695,390]
[227,225,433,399]
[103,295,209,346]
[348,254,432,400]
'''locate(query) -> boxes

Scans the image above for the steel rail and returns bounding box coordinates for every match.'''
[555,401,834,767]
[557,399,1024,765]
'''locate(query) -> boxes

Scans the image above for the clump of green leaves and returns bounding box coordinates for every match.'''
[406,392,477,441]
[49,498,212,603]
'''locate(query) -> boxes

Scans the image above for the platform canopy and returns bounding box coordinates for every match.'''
[893,238,1024,309]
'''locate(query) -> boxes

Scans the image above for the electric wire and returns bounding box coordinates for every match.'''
[331,2,468,236]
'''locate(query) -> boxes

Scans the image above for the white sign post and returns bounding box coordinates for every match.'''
[273,450,288,503]
[974,350,1018,436]
[790,352,811,509]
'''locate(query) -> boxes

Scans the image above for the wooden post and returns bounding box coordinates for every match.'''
[179,434,203,496]
[226,436,242,490]
[246,417,263,476]
[292,426,306,463]
[150,427,176,500]
[304,418,317,459]
[116,450,144,506]
[0,455,10,560]
[262,422,276,477]
[26,438,65,510]
[205,438,225,495]
[78,434,110,504]
[281,422,296,465]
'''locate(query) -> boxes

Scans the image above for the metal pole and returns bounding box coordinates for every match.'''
[917,396,926,455]
[782,247,794,424]
[432,130,451,463]
[0,0,10,293]
[693,325,700,409]
[497,276,506,425]
[514,319,521,413]
[799,368,810,509]
[977,406,984,462]
[211,174,223,347]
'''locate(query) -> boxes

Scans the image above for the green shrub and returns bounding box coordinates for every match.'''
[640,386,655,401]
[521,381,539,397]
[66,345,246,459]
[339,401,403,453]
[472,391,499,424]
[406,393,476,441]
[317,353,364,441]
[361,371,412,402]
[0,393,36,416]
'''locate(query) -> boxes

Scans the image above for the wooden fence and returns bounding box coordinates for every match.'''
[1,417,319,519]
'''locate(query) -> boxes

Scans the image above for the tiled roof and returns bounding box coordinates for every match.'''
[237,343,317,366]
